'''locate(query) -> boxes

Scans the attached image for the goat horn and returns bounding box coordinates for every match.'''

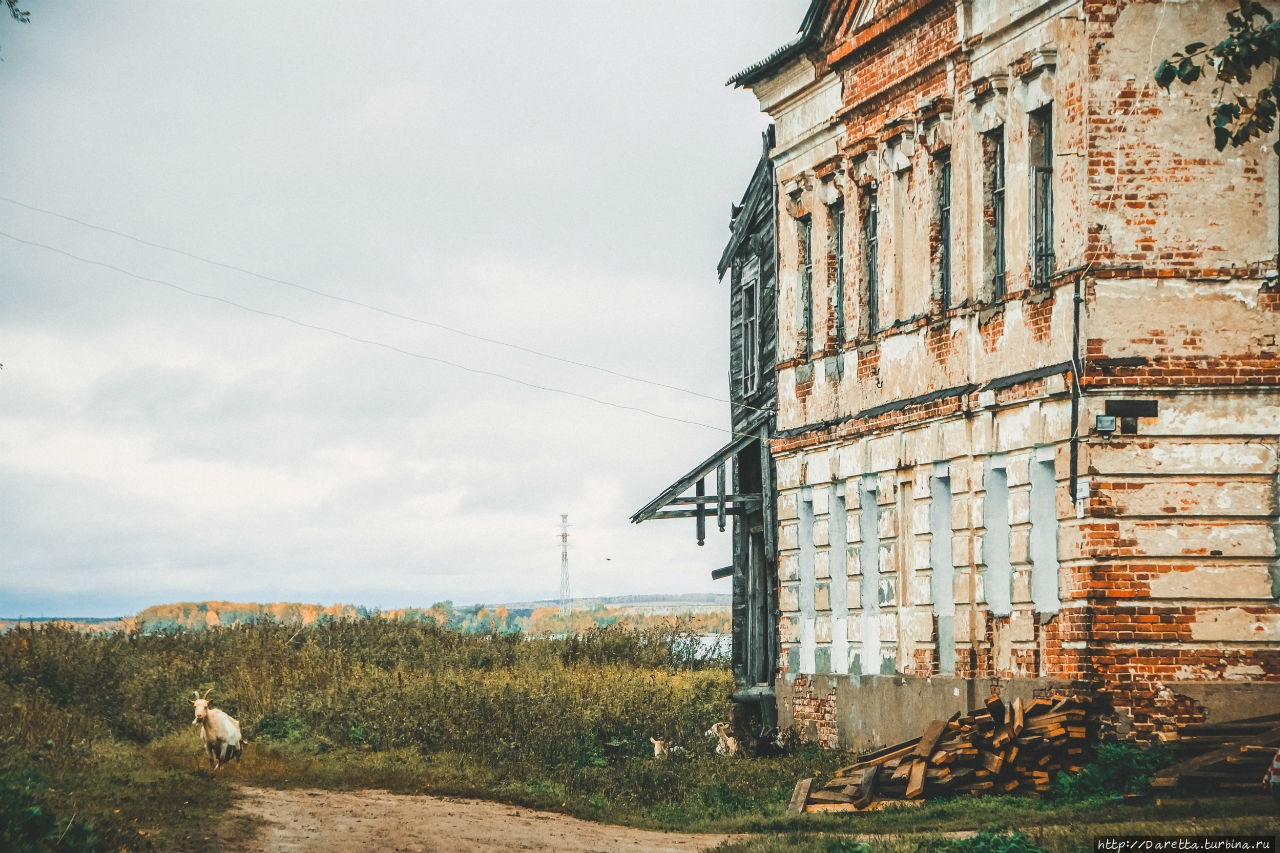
[202,688,213,699]
[192,690,201,701]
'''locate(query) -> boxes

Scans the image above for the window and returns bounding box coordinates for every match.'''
[984,129,1007,299]
[1030,105,1055,286]
[929,473,955,675]
[861,189,879,336]
[937,158,952,310]
[858,476,880,675]
[829,485,849,675]
[1029,459,1061,614]
[798,216,813,356]
[798,488,816,675]
[982,462,1012,617]
[828,199,846,347]
[739,258,761,396]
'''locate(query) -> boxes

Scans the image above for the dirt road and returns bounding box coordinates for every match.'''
[211,786,735,852]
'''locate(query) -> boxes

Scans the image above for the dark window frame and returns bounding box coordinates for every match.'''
[938,157,952,310]
[1030,105,1055,287]
[739,256,761,396]
[861,188,879,336]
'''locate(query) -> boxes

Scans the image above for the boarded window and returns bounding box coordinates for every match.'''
[830,485,849,675]
[983,462,1012,617]
[798,216,814,356]
[798,488,816,675]
[1030,458,1061,613]
[983,129,1007,300]
[930,472,955,674]
[828,200,846,347]
[858,477,880,675]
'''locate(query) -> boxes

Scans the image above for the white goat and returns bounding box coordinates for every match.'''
[190,689,243,771]
[705,721,739,756]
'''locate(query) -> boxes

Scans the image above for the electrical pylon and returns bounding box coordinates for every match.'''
[558,513,571,618]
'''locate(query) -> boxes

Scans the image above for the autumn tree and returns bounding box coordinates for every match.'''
[1155,1,1280,153]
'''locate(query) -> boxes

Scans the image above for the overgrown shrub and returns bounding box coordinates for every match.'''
[0,618,854,845]
[1051,741,1173,800]
[0,768,98,853]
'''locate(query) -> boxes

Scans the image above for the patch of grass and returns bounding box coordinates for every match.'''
[3,620,1277,849]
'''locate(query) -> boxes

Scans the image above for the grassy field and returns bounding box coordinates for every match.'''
[1,619,1275,851]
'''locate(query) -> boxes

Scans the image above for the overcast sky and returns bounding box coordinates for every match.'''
[0,2,808,617]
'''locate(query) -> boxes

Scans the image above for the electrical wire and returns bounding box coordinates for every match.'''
[0,227,761,440]
[0,194,777,420]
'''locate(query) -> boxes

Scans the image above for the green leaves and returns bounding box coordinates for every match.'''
[1154,2,1280,154]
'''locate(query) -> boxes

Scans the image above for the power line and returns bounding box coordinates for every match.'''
[0,194,776,419]
[0,227,758,439]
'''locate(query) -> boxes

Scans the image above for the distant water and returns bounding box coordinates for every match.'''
[697,634,730,659]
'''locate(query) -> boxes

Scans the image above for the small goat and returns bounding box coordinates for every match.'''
[648,737,686,759]
[705,721,740,756]
[190,689,243,771]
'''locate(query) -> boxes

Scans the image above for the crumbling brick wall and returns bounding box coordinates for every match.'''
[741,0,1279,749]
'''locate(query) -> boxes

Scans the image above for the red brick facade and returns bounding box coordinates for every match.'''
[739,0,1279,749]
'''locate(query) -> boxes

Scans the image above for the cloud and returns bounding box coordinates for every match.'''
[0,0,803,616]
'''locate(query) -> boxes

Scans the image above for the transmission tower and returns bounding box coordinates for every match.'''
[559,513,571,618]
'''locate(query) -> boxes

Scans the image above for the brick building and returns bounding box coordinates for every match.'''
[724,0,1280,749]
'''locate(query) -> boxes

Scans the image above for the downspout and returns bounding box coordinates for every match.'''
[1069,272,1083,506]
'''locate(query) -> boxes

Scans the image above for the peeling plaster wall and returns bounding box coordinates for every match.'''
[746,0,1279,749]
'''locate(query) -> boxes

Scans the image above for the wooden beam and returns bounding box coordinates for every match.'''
[716,462,727,532]
[667,495,762,506]
[646,509,744,520]
[695,478,706,545]
[788,778,814,815]
[912,720,949,761]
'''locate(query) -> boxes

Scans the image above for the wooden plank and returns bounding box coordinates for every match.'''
[906,758,927,799]
[788,778,813,815]
[834,737,921,775]
[986,695,1007,726]
[1012,697,1025,736]
[809,789,855,804]
[805,802,863,813]
[849,766,879,808]
[913,720,949,761]
[1178,712,1280,733]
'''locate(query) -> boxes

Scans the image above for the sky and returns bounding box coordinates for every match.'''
[0,2,810,617]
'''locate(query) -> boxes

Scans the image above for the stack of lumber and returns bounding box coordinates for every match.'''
[792,694,1091,814]
[1150,712,1280,790]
